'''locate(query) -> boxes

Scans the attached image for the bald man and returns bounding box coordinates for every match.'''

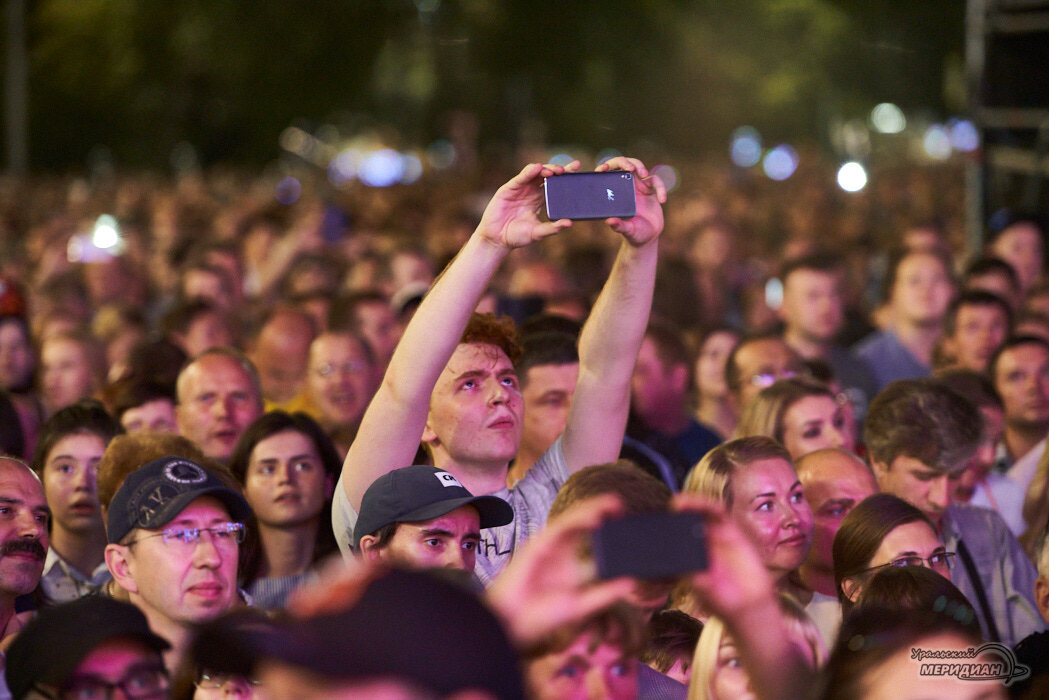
[249,307,316,408]
[795,448,878,647]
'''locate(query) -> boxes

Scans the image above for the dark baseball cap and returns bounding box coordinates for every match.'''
[243,568,525,699]
[353,465,514,548]
[107,456,252,544]
[6,597,170,700]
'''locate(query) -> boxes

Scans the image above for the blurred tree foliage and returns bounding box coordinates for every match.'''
[7,0,962,170]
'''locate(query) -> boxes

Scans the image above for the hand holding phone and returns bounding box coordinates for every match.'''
[544,170,637,221]
[592,511,708,580]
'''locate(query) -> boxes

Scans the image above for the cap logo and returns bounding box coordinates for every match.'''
[163,460,207,485]
[434,472,462,488]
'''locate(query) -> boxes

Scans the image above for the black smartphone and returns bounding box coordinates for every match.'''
[544,170,637,221]
[592,511,707,580]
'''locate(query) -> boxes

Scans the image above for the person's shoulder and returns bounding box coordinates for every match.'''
[945,502,1013,537]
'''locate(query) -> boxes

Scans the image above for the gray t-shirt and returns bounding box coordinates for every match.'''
[333,438,569,586]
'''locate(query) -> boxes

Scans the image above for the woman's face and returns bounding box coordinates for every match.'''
[868,520,949,579]
[0,320,34,392]
[710,636,756,700]
[729,458,813,579]
[696,331,739,399]
[779,395,853,459]
[243,429,330,528]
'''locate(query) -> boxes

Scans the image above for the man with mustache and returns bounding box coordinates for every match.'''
[0,457,49,658]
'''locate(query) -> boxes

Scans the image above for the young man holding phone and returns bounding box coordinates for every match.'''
[334,157,666,583]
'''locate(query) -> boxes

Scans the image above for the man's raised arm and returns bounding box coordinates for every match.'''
[341,163,575,509]
[561,157,666,473]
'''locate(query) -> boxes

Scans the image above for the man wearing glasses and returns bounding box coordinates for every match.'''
[7,596,170,700]
[104,456,252,672]
[864,378,1045,647]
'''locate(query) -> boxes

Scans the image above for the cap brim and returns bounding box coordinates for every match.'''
[395,494,514,531]
[146,486,252,534]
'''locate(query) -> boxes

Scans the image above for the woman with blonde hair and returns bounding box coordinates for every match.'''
[682,436,814,594]
[687,594,825,700]
[734,377,854,460]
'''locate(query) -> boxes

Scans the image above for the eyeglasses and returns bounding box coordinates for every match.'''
[125,522,245,550]
[860,551,956,577]
[313,361,367,378]
[195,672,262,693]
[37,664,169,700]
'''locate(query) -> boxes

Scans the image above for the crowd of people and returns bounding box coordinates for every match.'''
[0,145,1045,700]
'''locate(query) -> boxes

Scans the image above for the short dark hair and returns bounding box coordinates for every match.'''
[963,256,1019,291]
[329,291,391,334]
[862,379,982,474]
[988,334,1049,381]
[644,322,691,372]
[31,399,123,477]
[517,331,578,387]
[933,369,1002,412]
[724,332,788,396]
[779,251,843,282]
[943,289,1011,337]
[162,298,224,338]
[103,377,176,421]
[641,610,702,675]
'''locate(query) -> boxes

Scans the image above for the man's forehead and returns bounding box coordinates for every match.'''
[313,334,368,360]
[784,268,839,290]
[444,343,514,374]
[164,495,232,524]
[0,459,44,497]
[1000,343,1049,368]
[408,503,481,529]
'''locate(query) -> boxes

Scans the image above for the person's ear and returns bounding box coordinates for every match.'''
[841,576,862,603]
[1035,577,1049,624]
[104,544,139,595]
[324,474,336,500]
[358,535,383,562]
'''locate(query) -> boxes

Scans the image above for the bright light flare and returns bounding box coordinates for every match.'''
[359,149,405,187]
[949,119,979,152]
[91,215,120,249]
[923,125,952,160]
[837,162,868,192]
[763,145,798,181]
[652,164,678,192]
[275,177,302,205]
[730,126,762,168]
[870,103,906,134]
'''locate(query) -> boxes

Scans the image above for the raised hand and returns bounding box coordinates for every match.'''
[475,161,578,250]
[596,156,666,247]
[670,493,776,619]
[485,495,635,647]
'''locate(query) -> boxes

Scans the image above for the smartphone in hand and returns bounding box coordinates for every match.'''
[592,511,707,580]
[544,170,637,221]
